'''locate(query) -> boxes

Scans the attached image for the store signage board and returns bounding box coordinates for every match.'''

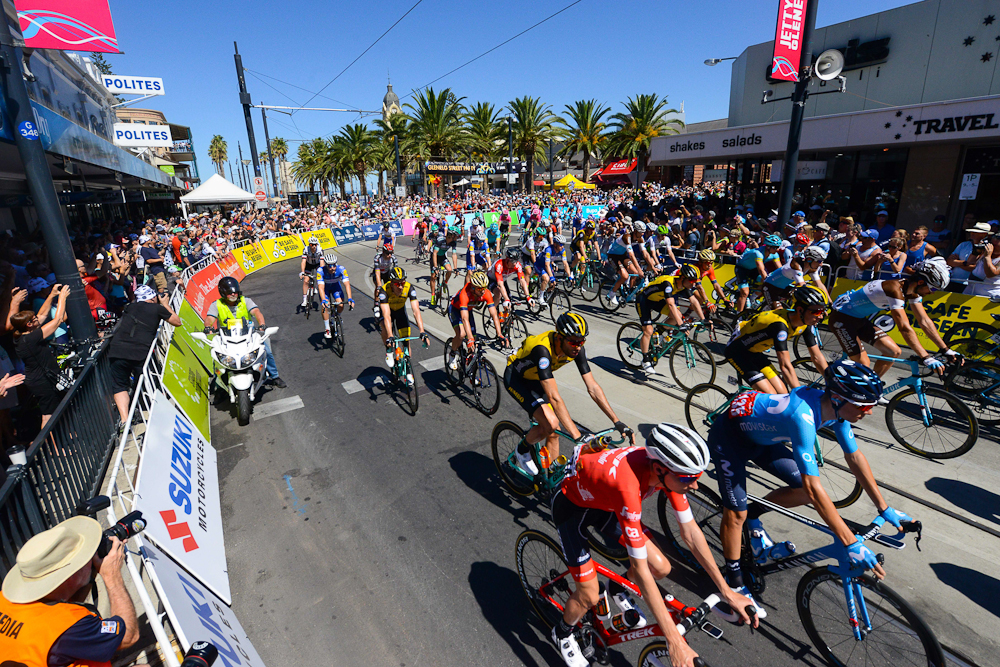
[770,160,827,182]
[103,75,164,95]
[959,174,980,201]
[770,0,809,82]
[113,123,173,147]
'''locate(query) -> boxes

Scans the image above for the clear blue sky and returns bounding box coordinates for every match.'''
[106,0,914,184]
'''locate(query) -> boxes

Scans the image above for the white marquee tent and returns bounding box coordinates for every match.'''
[179,174,257,218]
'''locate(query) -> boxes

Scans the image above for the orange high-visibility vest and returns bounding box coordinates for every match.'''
[0,590,112,667]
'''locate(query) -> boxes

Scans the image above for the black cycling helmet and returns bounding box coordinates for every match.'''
[791,284,830,309]
[218,276,241,297]
[555,312,588,338]
[679,264,700,282]
[825,359,884,407]
[505,247,520,260]
[388,266,406,283]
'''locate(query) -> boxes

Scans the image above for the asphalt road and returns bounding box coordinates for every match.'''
[209,237,995,667]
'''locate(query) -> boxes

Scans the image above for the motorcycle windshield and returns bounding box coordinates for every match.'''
[222,319,253,337]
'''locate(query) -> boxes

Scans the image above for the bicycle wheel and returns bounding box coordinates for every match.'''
[657,486,725,572]
[944,361,1000,426]
[305,287,312,319]
[616,322,646,370]
[946,333,998,363]
[401,356,418,415]
[443,338,462,386]
[332,311,345,357]
[669,340,717,391]
[439,283,451,313]
[815,429,863,509]
[599,279,623,313]
[693,318,734,359]
[683,383,732,434]
[473,359,502,415]
[885,386,977,459]
[794,325,841,364]
[505,314,529,350]
[514,530,572,628]
[492,421,537,496]
[577,267,601,302]
[548,290,573,325]
[796,568,945,667]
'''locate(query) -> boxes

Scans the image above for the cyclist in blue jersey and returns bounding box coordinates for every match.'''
[762,245,828,308]
[605,221,645,306]
[829,257,958,378]
[535,235,571,306]
[734,234,780,312]
[318,254,354,339]
[464,230,491,284]
[708,359,914,617]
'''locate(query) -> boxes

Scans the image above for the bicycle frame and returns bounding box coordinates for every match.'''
[501,423,624,493]
[390,335,422,381]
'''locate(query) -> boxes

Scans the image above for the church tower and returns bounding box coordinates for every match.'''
[382,81,401,123]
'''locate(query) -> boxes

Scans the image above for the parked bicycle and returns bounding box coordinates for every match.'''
[443,335,502,415]
[615,321,717,390]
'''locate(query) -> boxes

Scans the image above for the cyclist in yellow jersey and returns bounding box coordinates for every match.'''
[504,312,634,476]
[377,267,429,373]
[635,264,703,376]
[569,223,597,271]
[725,285,830,394]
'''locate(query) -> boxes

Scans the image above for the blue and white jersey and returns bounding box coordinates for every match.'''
[726,387,857,478]
[320,264,349,286]
[765,261,804,289]
[832,280,920,319]
[608,235,631,256]
[736,248,763,270]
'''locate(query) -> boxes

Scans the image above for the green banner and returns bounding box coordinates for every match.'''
[162,337,211,440]
[508,209,520,226]
[175,301,213,371]
[483,212,499,227]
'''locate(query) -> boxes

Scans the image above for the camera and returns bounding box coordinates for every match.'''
[181,641,218,667]
[75,496,147,558]
[972,242,987,255]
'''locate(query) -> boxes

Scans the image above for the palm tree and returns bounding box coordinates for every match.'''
[269,137,289,196]
[508,96,554,194]
[290,138,325,194]
[337,123,376,197]
[605,94,684,182]
[403,87,465,196]
[556,99,610,183]
[208,135,228,176]
[465,102,504,161]
[374,113,409,193]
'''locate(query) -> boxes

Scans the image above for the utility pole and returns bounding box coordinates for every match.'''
[506,116,513,195]
[260,105,280,198]
[394,133,402,196]
[0,10,95,338]
[237,142,247,189]
[775,0,819,230]
[233,42,261,178]
[549,138,554,193]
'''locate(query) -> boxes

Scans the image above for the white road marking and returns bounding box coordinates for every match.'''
[252,395,304,420]
[420,357,445,371]
[342,379,366,394]
[215,442,246,454]
[343,373,388,394]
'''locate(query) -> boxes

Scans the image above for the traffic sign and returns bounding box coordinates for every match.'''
[252,176,266,202]
[395,186,405,198]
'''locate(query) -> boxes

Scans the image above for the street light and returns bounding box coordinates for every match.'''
[704,57,737,66]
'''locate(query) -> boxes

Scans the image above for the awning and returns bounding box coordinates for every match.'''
[599,159,637,176]
[180,173,256,203]
[552,174,595,190]
[532,180,545,186]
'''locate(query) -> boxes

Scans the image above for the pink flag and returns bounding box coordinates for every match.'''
[770,0,808,83]
[15,0,118,53]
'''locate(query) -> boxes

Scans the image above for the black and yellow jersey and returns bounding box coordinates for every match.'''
[506,331,591,381]
[726,308,814,354]
[572,229,596,245]
[638,275,689,304]
[377,281,418,311]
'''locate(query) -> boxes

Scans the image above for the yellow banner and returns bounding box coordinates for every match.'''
[259,234,304,262]
[299,228,337,250]
[830,277,1000,352]
[231,242,271,275]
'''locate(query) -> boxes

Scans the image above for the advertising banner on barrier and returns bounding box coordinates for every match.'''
[483,212,499,227]
[145,543,266,666]
[161,339,211,441]
[175,301,213,372]
[400,218,416,236]
[360,223,381,241]
[299,227,338,250]
[135,391,231,603]
[259,234,304,262]
[231,243,270,275]
[185,263,224,321]
[388,220,404,237]
[508,209,520,226]
[831,277,1000,352]
[582,205,603,218]
[331,225,362,245]
[216,252,246,283]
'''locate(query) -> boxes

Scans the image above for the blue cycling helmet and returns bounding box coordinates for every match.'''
[825,359,884,406]
[764,234,782,247]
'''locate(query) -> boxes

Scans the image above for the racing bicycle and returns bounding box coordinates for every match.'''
[481,303,529,352]
[430,266,451,312]
[615,321,717,390]
[944,359,1000,428]
[300,272,318,319]
[325,300,346,358]
[386,334,426,415]
[444,335,502,415]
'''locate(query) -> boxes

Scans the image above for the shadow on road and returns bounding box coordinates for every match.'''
[448,450,545,527]
[924,477,1000,525]
[930,562,1000,616]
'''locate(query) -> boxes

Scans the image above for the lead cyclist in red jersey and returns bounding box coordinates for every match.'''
[550,423,757,667]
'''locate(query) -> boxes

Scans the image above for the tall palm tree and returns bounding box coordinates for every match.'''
[605,94,684,182]
[269,137,289,196]
[465,102,504,161]
[337,123,376,197]
[556,99,610,183]
[508,96,554,194]
[208,135,228,176]
[374,113,410,192]
[403,87,465,196]
[290,138,325,193]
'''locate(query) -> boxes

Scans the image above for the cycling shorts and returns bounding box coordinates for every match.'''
[707,414,803,512]
[608,253,630,270]
[324,284,345,302]
[734,265,758,289]
[379,307,411,337]
[829,310,886,357]
[725,349,778,386]
[466,252,488,270]
[635,293,669,326]
[503,364,547,416]
[762,282,791,309]
[447,302,479,332]
[552,490,622,583]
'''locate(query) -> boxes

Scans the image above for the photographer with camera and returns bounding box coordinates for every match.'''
[961,230,1000,298]
[0,515,149,667]
[947,221,991,289]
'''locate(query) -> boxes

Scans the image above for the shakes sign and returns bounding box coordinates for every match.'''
[770,0,809,82]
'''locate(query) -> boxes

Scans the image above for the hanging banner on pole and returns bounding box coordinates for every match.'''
[16,0,119,53]
[770,0,809,82]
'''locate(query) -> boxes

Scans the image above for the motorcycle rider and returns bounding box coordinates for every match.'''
[204,276,287,389]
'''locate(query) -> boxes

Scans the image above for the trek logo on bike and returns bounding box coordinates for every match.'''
[619,626,657,642]
[729,391,758,418]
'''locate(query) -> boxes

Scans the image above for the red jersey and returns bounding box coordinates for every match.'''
[450,282,494,310]
[674,264,716,283]
[490,258,523,284]
[561,447,692,559]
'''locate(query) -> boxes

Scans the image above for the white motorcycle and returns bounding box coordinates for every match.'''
[191,319,278,426]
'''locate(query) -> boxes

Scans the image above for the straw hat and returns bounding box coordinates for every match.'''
[2,516,102,603]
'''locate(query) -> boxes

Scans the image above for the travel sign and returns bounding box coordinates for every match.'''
[103,75,165,96]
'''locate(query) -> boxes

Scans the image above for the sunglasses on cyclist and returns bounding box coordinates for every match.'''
[565,336,586,348]
[672,471,702,482]
[391,280,406,287]
[806,306,829,315]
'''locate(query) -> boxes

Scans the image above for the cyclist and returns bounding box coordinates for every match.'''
[299,236,324,308]
[725,285,831,394]
[569,221,598,272]
[378,220,395,249]
[655,224,680,271]
[377,267,429,380]
[446,270,507,370]
[317,253,354,339]
[762,245,829,309]
[534,235,571,306]
[708,359,914,618]
[464,230,490,282]
[637,222,664,274]
[486,223,500,254]
[489,248,532,311]
[687,249,729,313]
[429,227,452,301]
[550,423,757,667]
[504,312,634,474]
[635,264,704,375]
[521,226,548,278]
[605,222,645,307]
[733,234,780,313]
[829,257,958,378]
[415,216,430,246]
[499,212,512,247]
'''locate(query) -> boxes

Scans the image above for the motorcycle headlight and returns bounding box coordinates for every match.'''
[218,354,240,370]
[240,351,260,367]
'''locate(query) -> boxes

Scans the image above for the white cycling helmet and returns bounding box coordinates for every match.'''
[553,234,567,245]
[476,231,487,240]
[308,236,319,245]
[646,222,658,232]
[645,423,710,475]
[801,246,827,262]
[912,257,950,291]
[632,220,646,233]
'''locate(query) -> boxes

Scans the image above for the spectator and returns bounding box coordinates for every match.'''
[0,516,148,667]
[869,210,895,243]
[12,285,70,429]
[903,226,937,274]
[879,237,907,278]
[108,285,180,422]
[947,221,991,284]
[845,229,882,279]
[75,259,108,320]
[811,222,832,256]
[925,215,951,254]
[138,235,167,293]
[961,233,1000,298]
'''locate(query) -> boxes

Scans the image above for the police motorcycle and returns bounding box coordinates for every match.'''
[191,317,278,426]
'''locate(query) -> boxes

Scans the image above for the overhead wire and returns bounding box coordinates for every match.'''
[245,68,357,109]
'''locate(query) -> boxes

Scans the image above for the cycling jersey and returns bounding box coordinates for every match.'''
[607,235,630,256]
[373,253,397,276]
[490,258,523,285]
[638,274,689,305]
[764,261,811,290]
[506,331,590,382]
[727,308,811,355]
[534,244,563,274]
[320,264,348,284]
[302,248,323,268]
[377,281,417,311]
[450,282,494,311]
[832,280,921,319]
[572,230,595,247]
[736,248,763,270]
